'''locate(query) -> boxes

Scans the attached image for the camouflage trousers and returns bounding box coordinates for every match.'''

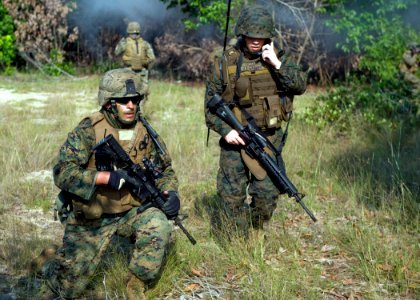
[43,207,171,299]
[216,128,284,232]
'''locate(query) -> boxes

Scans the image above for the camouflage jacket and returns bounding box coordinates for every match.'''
[204,42,307,137]
[53,114,178,201]
[400,50,418,74]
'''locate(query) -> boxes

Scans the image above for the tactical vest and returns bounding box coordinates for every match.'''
[123,37,149,71]
[72,112,153,220]
[400,51,418,74]
[220,47,292,129]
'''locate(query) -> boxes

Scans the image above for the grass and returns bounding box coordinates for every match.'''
[0,73,418,299]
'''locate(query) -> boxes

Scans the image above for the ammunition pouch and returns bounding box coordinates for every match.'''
[235,76,251,105]
[129,56,145,71]
[55,191,73,224]
[264,95,282,127]
[72,187,142,220]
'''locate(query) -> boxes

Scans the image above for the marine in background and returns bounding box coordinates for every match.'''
[115,21,156,89]
[400,42,420,96]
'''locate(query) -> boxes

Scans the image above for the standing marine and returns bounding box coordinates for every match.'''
[115,21,156,85]
[204,5,307,236]
[42,68,180,299]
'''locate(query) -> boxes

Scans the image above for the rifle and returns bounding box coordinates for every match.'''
[207,94,317,222]
[93,134,197,245]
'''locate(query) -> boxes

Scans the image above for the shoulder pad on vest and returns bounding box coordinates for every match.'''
[224,46,240,59]
[86,111,105,127]
[221,46,241,72]
[77,117,93,129]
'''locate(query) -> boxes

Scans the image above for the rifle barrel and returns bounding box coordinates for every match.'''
[293,194,317,222]
[174,218,197,245]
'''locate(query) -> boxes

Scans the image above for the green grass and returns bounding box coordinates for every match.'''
[0,73,418,299]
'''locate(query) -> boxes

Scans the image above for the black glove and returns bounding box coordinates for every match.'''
[107,169,136,190]
[162,191,180,219]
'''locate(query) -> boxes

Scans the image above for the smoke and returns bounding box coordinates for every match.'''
[69,0,183,41]
[402,2,420,31]
[66,0,188,62]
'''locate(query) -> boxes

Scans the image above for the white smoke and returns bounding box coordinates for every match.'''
[69,0,183,40]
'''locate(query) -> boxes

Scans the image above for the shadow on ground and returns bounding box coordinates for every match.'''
[329,125,419,218]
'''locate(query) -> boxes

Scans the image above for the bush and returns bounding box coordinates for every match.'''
[42,48,75,76]
[42,49,75,76]
[301,76,416,130]
[0,3,15,72]
[305,0,420,130]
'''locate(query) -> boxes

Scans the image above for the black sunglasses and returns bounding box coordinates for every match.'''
[112,96,143,105]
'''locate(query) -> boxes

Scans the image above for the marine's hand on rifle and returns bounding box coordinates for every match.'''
[107,169,137,191]
[224,129,246,145]
[162,190,180,219]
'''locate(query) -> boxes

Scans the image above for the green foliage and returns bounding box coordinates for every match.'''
[0,3,16,72]
[309,0,420,130]
[160,0,245,32]
[359,23,405,81]
[301,77,416,130]
[324,0,418,79]
[42,49,75,76]
[325,0,414,52]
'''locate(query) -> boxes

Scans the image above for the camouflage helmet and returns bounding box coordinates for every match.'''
[234,5,276,39]
[408,42,419,51]
[127,21,140,34]
[98,68,144,106]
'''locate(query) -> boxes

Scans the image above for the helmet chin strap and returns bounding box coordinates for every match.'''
[110,99,119,115]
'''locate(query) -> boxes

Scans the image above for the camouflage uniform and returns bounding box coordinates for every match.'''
[204,5,307,233]
[43,68,178,299]
[400,43,420,96]
[115,21,156,84]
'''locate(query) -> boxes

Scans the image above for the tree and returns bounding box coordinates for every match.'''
[160,0,245,32]
[323,0,418,80]
[3,0,77,69]
[0,2,15,72]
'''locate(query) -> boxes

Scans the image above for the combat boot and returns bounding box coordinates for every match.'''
[126,273,146,300]
[30,244,59,276]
